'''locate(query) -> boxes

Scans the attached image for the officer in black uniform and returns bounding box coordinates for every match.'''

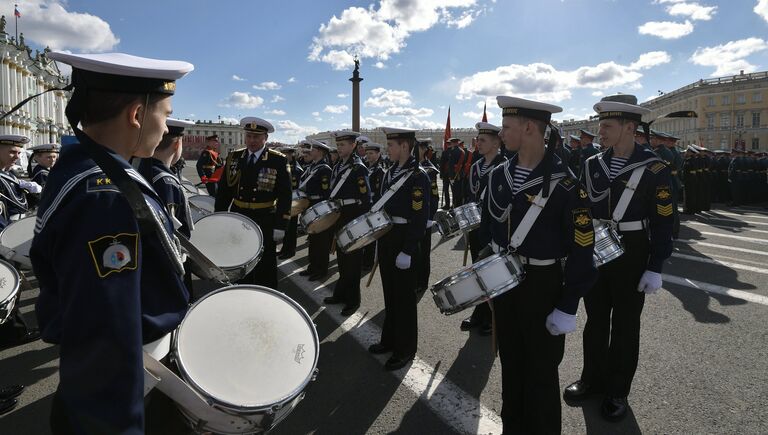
[215,117,292,290]
[363,142,386,271]
[439,141,454,209]
[368,127,430,371]
[579,129,599,174]
[298,140,333,280]
[196,135,222,196]
[665,134,684,238]
[482,96,597,433]
[568,134,582,175]
[30,51,193,434]
[460,122,506,336]
[683,145,701,213]
[414,137,439,293]
[323,131,371,316]
[279,146,303,259]
[565,94,674,423]
[29,143,61,188]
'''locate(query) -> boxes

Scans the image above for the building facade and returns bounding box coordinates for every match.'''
[182,120,245,159]
[560,70,768,151]
[307,128,479,158]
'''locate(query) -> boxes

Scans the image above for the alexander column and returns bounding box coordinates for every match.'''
[350,56,362,132]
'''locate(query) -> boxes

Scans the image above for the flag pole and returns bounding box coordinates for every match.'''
[15,4,18,42]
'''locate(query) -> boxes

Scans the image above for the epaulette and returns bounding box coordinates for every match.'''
[268,148,286,158]
[558,176,577,191]
[648,161,666,174]
[228,148,246,159]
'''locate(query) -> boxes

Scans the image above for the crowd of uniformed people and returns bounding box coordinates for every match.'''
[0,47,762,435]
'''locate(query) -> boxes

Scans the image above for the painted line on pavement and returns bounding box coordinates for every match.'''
[691,215,768,227]
[696,231,768,245]
[677,240,768,257]
[277,259,504,435]
[703,210,768,220]
[671,253,768,275]
[686,221,768,235]
[662,274,768,307]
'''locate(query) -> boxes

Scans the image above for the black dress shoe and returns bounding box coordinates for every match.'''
[460,316,478,331]
[478,324,493,336]
[0,385,24,401]
[563,380,598,401]
[384,354,415,371]
[368,343,392,355]
[340,305,359,316]
[299,269,313,277]
[17,330,40,345]
[323,296,342,305]
[0,398,17,415]
[601,396,628,422]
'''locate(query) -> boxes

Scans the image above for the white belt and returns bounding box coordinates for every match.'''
[617,220,646,232]
[489,241,557,266]
[391,216,408,224]
[142,332,172,361]
[337,198,361,206]
[308,195,323,200]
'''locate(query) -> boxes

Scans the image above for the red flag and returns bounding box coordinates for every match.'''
[443,106,451,150]
[14,6,21,18]
[481,102,487,122]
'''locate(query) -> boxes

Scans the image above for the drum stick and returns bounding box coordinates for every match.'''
[330,237,336,255]
[489,300,498,357]
[462,233,470,266]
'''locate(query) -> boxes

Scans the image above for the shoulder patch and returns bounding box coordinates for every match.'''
[357,175,368,193]
[572,208,592,228]
[558,177,576,191]
[86,175,120,193]
[573,208,594,247]
[412,186,424,211]
[88,233,139,278]
[649,161,666,174]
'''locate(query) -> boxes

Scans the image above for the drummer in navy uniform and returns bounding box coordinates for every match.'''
[414,137,439,293]
[459,122,506,336]
[480,96,596,433]
[196,135,223,196]
[29,51,193,434]
[579,129,599,173]
[368,127,430,371]
[564,94,673,422]
[215,117,292,290]
[29,143,61,188]
[298,140,333,280]
[363,141,386,271]
[323,131,371,316]
[278,146,303,259]
[0,135,41,227]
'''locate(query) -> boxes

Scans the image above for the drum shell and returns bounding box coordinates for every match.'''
[592,222,625,267]
[189,212,264,281]
[0,259,20,324]
[335,210,393,253]
[299,200,340,234]
[290,191,310,218]
[434,202,481,238]
[0,215,36,270]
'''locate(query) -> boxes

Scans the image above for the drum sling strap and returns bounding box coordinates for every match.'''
[611,166,645,223]
[370,170,414,212]
[508,178,560,250]
[329,167,353,199]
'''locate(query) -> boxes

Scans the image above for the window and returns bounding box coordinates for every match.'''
[720,137,727,149]
[707,97,715,107]
[751,137,760,150]
[736,112,745,128]
[707,113,715,128]
[753,112,761,128]
[753,92,763,103]
[736,94,746,104]
[707,134,714,147]
[722,95,730,105]
[720,113,730,128]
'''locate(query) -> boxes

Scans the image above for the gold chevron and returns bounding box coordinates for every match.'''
[657,204,673,216]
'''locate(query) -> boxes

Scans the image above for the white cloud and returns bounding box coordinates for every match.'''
[311,112,320,117]
[323,104,349,113]
[337,93,349,98]
[273,120,318,141]
[232,75,246,81]
[462,111,494,121]
[271,95,285,103]
[220,117,239,125]
[373,62,386,69]
[666,2,717,20]
[265,109,287,116]
[689,37,768,76]
[3,0,118,51]
[591,91,605,97]
[287,77,297,83]
[456,51,670,102]
[756,0,768,23]
[638,20,694,39]
[308,1,483,69]
[220,92,264,109]
[361,116,441,130]
[365,87,412,107]
[378,107,434,117]
[252,81,282,90]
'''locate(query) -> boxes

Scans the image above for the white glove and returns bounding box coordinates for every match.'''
[426,220,435,228]
[545,308,577,336]
[637,270,662,294]
[273,229,285,243]
[395,252,411,270]
[19,180,42,194]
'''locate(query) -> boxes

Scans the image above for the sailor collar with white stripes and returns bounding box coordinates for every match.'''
[333,155,360,176]
[592,144,660,182]
[386,157,418,183]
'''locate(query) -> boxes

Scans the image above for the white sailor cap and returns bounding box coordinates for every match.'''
[166,117,195,136]
[299,139,313,149]
[0,134,30,146]
[310,139,330,152]
[593,94,651,122]
[364,142,383,152]
[415,137,433,149]
[278,146,297,153]
[241,117,274,134]
[355,135,370,144]
[381,127,417,140]
[448,137,461,143]
[475,122,501,135]
[569,134,581,141]
[686,145,700,154]
[332,130,360,142]
[579,129,597,138]
[30,143,61,153]
[497,96,562,123]
[48,52,193,95]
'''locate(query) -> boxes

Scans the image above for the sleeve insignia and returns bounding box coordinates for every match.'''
[412,187,424,211]
[87,176,119,193]
[573,208,592,228]
[412,188,424,199]
[88,233,139,278]
[656,186,671,201]
[321,176,330,190]
[357,176,368,193]
[574,229,594,247]
[657,204,673,216]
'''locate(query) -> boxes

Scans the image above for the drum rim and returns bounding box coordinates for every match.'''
[300,200,341,230]
[190,212,265,270]
[0,258,20,305]
[430,253,523,293]
[173,284,320,413]
[0,215,36,247]
[188,194,215,203]
[336,210,392,246]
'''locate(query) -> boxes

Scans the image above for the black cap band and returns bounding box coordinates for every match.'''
[72,69,176,95]
[598,111,643,122]
[502,107,552,123]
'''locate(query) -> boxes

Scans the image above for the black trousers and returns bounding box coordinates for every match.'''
[280,216,298,255]
[442,178,451,207]
[0,296,31,347]
[467,229,491,326]
[451,178,464,206]
[415,227,432,289]
[331,206,365,308]
[307,229,331,276]
[233,208,278,290]
[362,242,375,269]
[204,182,217,197]
[494,263,564,435]
[377,225,418,358]
[581,231,648,398]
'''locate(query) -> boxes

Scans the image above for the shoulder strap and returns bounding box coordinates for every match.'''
[329,167,354,199]
[371,170,414,212]
[509,178,560,249]
[612,166,645,223]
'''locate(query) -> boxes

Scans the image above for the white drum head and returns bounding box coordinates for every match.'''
[189,195,215,212]
[175,286,319,409]
[190,213,262,268]
[0,259,19,302]
[0,216,36,263]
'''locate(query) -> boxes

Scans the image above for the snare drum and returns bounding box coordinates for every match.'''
[290,190,310,218]
[593,221,624,266]
[189,213,263,281]
[299,200,340,234]
[188,194,215,222]
[335,210,393,253]
[180,180,204,196]
[0,215,36,269]
[172,285,319,434]
[434,202,481,238]
[430,253,525,315]
[0,259,20,324]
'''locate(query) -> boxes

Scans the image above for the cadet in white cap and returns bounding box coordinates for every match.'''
[298,140,334,279]
[355,135,370,161]
[413,137,439,293]
[27,51,193,433]
[29,143,61,187]
[564,94,674,422]
[368,127,431,371]
[215,116,291,290]
[480,96,597,433]
[361,142,387,271]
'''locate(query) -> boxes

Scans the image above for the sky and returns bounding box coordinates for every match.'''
[3,0,768,143]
